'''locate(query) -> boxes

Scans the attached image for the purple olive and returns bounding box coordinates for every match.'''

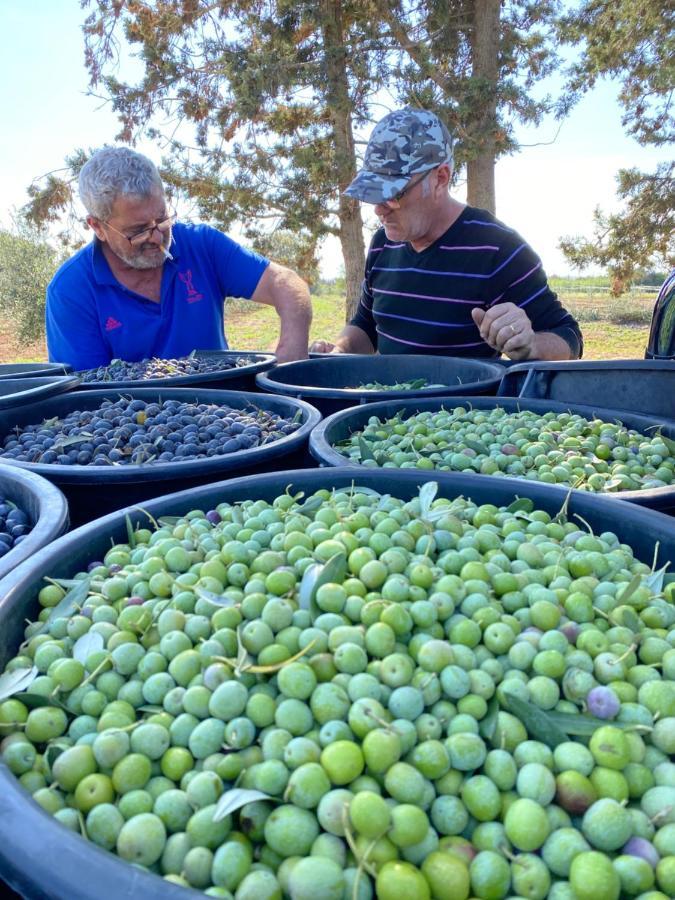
[560,622,581,643]
[125,596,145,607]
[206,510,222,525]
[586,685,621,719]
[622,836,660,868]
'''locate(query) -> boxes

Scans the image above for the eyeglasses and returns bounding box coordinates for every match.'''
[383,167,437,209]
[101,212,177,247]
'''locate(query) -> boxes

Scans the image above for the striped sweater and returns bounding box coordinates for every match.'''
[350,206,582,358]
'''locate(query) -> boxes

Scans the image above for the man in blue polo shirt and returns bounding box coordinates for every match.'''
[46,147,312,370]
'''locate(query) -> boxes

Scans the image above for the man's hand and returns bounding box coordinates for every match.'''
[309,339,343,354]
[472,303,535,360]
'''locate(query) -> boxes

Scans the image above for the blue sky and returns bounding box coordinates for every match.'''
[1,1,669,277]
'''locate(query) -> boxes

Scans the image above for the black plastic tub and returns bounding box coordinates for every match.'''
[0,464,69,582]
[0,363,72,380]
[256,354,503,416]
[309,395,675,513]
[498,359,675,419]
[1,466,675,900]
[0,388,321,526]
[76,350,276,391]
[0,376,81,411]
[308,352,521,368]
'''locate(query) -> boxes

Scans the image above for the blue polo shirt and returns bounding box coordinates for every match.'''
[46,222,269,370]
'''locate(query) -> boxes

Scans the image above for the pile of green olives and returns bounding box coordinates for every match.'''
[0,484,674,899]
[334,406,675,493]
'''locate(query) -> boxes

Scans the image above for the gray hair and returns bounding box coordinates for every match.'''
[78,146,164,220]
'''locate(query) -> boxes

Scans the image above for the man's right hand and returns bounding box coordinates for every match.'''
[309,339,342,353]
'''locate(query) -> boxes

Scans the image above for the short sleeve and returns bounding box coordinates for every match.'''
[203,227,270,299]
[46,279,109,370]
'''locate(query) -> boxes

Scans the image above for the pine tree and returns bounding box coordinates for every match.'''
[559,0,675,288]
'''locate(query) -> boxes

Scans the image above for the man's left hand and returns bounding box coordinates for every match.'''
[471,303,535,360]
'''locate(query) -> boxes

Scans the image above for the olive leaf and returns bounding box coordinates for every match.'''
[658,432,675,455]
[479,696,499,742]
[232,628,253,675]
[348,485,382,497]
[158,516,182,527]
[195,587,239,608]
[298,552,347,618]
[544,709,630,736]
[501,693,567,747]
[36,578,91,635]
[213,789,274,823]
[295,495,324,516]
[18,692,70,711]
[45,741,70,771]
[418,482,439,520]
[610,605,641,632]
[298,563,323,618]
[464,439,488,455]
[73,631,105,663]
[125,514,137,549]
[377,493,392,510]
[616,574,642,606]
[357,437,375,461]
[44,577,84,590]
[0,666,39,702]
[54,435,93,449]
[644,563,670,594]
[506,498,535,514]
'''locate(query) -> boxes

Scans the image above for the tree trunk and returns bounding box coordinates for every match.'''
[467,0,500,213]
[319,0,366,322]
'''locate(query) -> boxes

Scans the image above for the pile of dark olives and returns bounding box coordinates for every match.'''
[0,397,301,467]
[0,498,31,558]
[334,406,675,492]
[0,482,673,898]
[78,356,246,384]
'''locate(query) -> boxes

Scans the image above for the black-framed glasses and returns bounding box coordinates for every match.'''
[384,167,438,208]
[102,211,177,247]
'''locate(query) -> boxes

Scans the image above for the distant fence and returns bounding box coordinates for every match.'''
[553,283,659,301]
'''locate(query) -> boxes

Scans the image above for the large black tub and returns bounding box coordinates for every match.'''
[256,354,503,416]
[1,467,675,899]
[0,464,69,582]
[0,376,81,411]
[76,350,276,392]
[0,388,320,526]
[309,395,675,513]
[498,359,675,419]
[0,363,71,379]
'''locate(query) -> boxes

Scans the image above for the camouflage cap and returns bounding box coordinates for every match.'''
[345,107,453,204]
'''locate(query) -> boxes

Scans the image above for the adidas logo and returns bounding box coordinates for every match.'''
[105,317,122,331]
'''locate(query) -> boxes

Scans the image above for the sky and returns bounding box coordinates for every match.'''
[0,1,670,279]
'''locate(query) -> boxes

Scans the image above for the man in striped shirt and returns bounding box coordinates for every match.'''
[311,108,582,360]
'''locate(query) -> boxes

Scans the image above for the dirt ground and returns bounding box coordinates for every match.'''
[0,317,47,364]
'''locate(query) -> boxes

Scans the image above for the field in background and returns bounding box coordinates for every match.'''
[0,288,654,364]
[224,288,654,360]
